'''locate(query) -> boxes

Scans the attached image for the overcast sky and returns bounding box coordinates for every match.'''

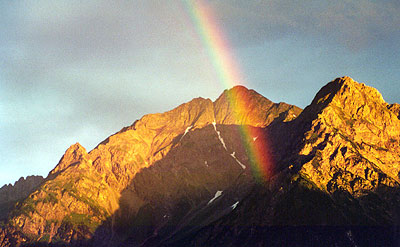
[1,0,399,186]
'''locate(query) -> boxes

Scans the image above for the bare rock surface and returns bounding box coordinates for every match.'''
[2,77,400,246]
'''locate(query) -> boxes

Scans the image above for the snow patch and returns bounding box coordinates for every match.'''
[205,161,208,167]
[253,136,258,141]
[208,191,223,205]
[346,230,357,246]
[230,152,246,169]
[212,121,227,150]
[184,125,192,135]
[216,131,227,150]
[231,201,239,210]
[179,125,193,142]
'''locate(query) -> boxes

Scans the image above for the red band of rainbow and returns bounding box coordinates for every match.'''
[182,0,273,182]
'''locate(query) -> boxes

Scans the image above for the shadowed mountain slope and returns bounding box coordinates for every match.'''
[0,86,301,246]
[175,77,400,246]
[0,176,44,221]
[1,77,400,246]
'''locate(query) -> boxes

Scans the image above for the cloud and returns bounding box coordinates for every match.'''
[209,0,400,50]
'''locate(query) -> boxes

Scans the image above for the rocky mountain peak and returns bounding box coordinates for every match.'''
[49,142,88,176]
[225,85,257,95]
[214,85,300,126]
[296,76,400,199]
[0,84,303,246]
[302,76,383,118]
[2,77,400,246]
[297,76,399,136]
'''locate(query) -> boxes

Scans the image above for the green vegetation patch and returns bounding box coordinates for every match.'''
[362,142,389,152]
[67,190,108,217]
[61,181,78,195]
[38,233,50,243]
[42,192,58,205]
[311,150,323,169]
[336,130,363,151]
[291,173,320,191]
[62,213,99,232]
[305,131,320,144]
[14,196,36,216]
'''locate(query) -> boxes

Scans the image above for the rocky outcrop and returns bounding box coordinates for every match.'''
[49,143,88,176]
[297,77,400,197]
[0,176,44,220]
[388,103,400,119]
[173,77,400,246]
[0,86,299,246]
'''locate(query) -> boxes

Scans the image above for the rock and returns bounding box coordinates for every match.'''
[388,103,400,119]
[1,85,300,246]
[297,76,400,196]
[4,77,399,246]
[0,176,44,220]
[49,142,88,176]
[174,77,400,246]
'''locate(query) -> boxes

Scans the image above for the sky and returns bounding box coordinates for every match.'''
[1,0,399,186]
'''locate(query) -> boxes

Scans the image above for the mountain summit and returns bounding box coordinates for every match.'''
[1,77,399,246]
[298,76,400,194]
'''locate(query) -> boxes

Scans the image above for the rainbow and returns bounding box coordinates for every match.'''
[182,0,274,182]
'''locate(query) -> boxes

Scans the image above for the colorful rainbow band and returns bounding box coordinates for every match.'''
[182,0,273,182]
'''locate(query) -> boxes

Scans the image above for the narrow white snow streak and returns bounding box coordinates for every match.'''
[346,230,358,247]
[184,126,192,135]
[230,152,246,169]
[179,125,192,142]
[253,136,258,141]
[208,191,223,205]
[216,131,227,150]
[231,201,239,210]
[212,121,227,150]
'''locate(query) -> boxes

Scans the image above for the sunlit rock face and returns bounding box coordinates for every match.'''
[2,77,400,247]
[0,85,299,246]
[214,85,301,126]
[298,77,400,196]
[181,77,400,246]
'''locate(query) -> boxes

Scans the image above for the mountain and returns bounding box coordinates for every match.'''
[0,85,300,246]
[179,76,400,246]
[0,176,44,221]
[1,76,399,246]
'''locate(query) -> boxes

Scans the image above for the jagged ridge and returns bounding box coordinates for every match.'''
[0,86,301,246]
[0,176,44,221]
[2,77,400,247]
[180,76,400,246]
